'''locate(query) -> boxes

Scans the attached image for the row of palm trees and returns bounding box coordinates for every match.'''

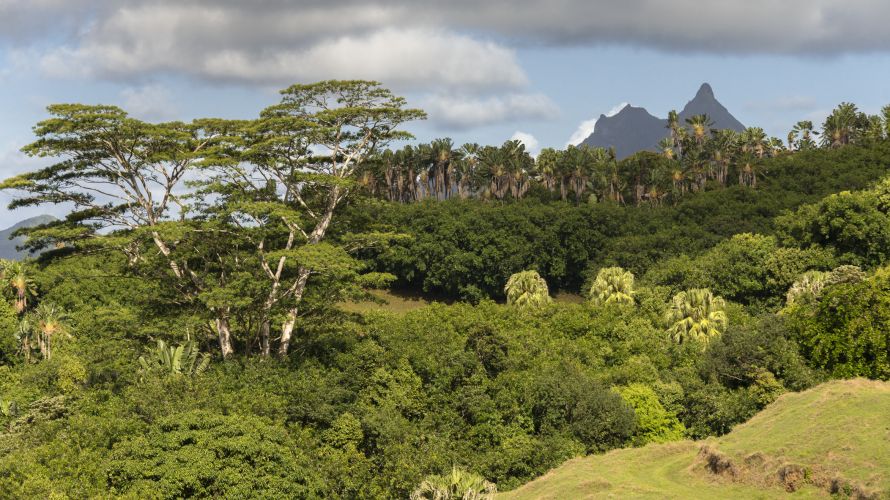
[504,267,728,346]
[1,260,68,362]
[356,102,889,206]
[357,139,535,202]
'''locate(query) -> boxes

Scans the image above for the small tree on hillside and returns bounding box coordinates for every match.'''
[505,270,552,309]
[666,288,727,345]
[589,266,635,306]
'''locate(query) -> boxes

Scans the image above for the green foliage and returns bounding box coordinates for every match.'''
[777,187,890,268]
[589,266,635,306]
[789,267,890,379]
[411,466,497,500]
[0,298,18,364]
[107,410,321,498]
[138,339,210,378]
[616,384,686,445]
[666,289,728,345]
[505,270,552,309]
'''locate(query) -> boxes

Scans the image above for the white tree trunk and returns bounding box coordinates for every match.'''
[215,309,234,359]
[277,186,341,357]
[277,267,311,357]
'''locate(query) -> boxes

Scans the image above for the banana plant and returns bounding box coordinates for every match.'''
[138,339,211,378]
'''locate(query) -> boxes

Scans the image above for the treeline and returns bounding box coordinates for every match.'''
[354,102,890,206]
[349,142,890,301]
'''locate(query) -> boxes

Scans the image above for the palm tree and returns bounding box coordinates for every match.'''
[791,120,818,150]
[866,114,885,142]
[16,318,35,363]
[667,110,682,157]
[589,267,635,306]
[410,466,497,500]
[741,127,768,159]
[666,288,727,345]
[738,127,767,188]
[536,148,560,193]
[431,138,455,200]
[710,129,737,185]
[882,105,890,139]
[685,114,713,146]
[30,303,69,361]
[2,261,37,314]
[822,102,864,148]
[504,270,552,309]
[658,137,675,160]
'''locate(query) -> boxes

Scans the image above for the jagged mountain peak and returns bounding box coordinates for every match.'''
[580,83,745,159]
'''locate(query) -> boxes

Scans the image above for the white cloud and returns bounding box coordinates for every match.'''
[120,84,177,121]
[39,14,527,91]
[426,93,559,129]
[510,131,540,156]
[567,102,628,146]
[567,118,598,147]
[10,1,890,56]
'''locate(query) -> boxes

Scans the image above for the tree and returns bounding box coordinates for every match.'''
[882,104,890,139]
[791,120,818,150]
[28,303,69,361]
[589,266,635,306]
[821,102,868,148]
[789,267,890,379]
[1,261,36,314]
[504,270,552,309]
[785,270,828,308]
[666,288,728,345]
[685,114,713,146]
[410,466,496,500]
[1,105,242,356]
[202,80,424,357]
[616,384,685,446]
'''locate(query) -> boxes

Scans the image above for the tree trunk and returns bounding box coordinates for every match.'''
[260,319,271,357]
[277,267,311,357]
[215,309,234,359]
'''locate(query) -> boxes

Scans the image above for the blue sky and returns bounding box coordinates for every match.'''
[3,1,890,226]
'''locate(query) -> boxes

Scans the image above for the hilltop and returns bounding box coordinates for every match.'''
[503,379,890,499]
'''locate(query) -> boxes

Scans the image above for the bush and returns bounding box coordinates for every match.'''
[616,383,686,445]
[107,410,322,498]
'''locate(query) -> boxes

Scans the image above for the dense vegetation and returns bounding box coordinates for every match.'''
[0,81,888,498]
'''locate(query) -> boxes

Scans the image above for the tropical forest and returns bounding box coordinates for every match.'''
[0,78,888,499]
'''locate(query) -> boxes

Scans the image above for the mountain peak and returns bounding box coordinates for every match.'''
[580,83,745,159]
[695,83,714,99]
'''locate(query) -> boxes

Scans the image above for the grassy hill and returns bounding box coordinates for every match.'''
[502,379,890,499]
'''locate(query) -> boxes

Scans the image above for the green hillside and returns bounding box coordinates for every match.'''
[503,379,890,499]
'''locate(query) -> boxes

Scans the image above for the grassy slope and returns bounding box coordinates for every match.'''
[502,379,890,499]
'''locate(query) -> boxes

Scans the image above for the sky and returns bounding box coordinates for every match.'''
[3,0,890,226]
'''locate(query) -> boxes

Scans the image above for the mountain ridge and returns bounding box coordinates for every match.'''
[580,83,746,159]
[0,214,57,260]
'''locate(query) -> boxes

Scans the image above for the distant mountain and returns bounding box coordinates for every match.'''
[580,83,745,159]
[678,83,745,132]
[0,215,57,260]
